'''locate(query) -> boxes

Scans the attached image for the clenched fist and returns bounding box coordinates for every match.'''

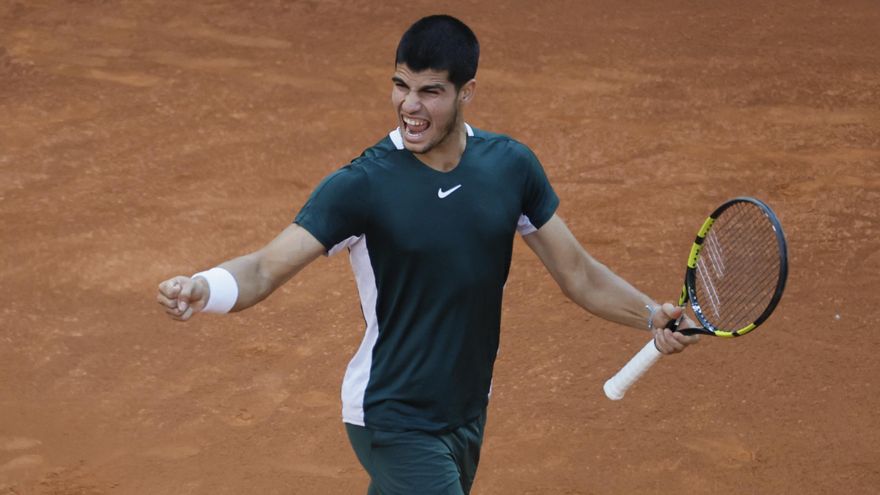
[157,276,209,321]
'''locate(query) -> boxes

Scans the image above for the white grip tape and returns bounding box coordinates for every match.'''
[192,267,238,314]
[603,339,663,400]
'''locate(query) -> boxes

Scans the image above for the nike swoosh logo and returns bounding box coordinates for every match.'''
[437,185,462,199]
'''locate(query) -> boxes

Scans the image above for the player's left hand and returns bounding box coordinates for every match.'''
[651,302,700,354]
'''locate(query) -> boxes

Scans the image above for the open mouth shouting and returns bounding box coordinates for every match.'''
[402,115,430,141]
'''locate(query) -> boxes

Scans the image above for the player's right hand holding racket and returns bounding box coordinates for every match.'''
[604,197,789,400]
[648,303,700,354]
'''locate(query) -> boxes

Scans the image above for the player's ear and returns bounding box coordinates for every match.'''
[458,79,476,104]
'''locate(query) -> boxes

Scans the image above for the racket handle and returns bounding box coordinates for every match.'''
[603,339,663,400]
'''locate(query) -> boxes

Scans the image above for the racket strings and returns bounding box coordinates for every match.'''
[693,203,782,331]
[700,217,772,306]
[710,222,778,299]
[697,249,777,328]
[703,213,780,324]
[705,217,780,321]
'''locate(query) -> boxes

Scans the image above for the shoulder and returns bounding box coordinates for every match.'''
[318,129,409,190]
[317,133,397,185]
[357,133,399,162]
[310,160,371,201]
[467,128,543,180]
[469,127,538,162]
[333,131,409,178]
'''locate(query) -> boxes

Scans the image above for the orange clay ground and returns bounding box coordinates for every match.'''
[1,1,879,494]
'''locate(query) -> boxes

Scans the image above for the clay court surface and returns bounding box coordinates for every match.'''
[2,1,879,493]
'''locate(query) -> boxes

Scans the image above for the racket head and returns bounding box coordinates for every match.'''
[684,197,788,337]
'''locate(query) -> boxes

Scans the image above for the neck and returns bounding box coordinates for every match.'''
[413,122,467,172]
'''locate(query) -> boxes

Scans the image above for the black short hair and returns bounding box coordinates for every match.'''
[395,15,479,89]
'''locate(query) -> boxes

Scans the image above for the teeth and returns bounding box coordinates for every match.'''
[403,116,427,126]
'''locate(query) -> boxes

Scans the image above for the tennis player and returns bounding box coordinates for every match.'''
[157,15,698,495]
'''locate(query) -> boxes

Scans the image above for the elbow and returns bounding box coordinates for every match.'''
[556,257,602,310]
[558,270,585,303]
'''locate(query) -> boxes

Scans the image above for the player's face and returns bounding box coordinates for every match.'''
[391,64,471,155]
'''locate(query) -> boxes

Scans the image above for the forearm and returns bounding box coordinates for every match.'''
[525,215,659,331]
[215,251,285,312]
[204,224,324,313]
[524,215,697,352]
[560,253,656,331]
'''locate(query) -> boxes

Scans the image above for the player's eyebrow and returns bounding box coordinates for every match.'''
[418,83,447,92]
[391,76,447,93]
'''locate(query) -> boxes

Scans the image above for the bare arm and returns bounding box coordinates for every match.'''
[523,214,654,328]
[157,223,325,320]
[218,223,325,310]
[523,214,698,352]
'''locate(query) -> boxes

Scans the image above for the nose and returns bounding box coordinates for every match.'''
[401,91,421,114]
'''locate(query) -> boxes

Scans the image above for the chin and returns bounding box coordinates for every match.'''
[404,143,430,154]
[403,135,435,154]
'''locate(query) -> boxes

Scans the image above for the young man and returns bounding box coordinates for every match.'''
[157,15,698,495]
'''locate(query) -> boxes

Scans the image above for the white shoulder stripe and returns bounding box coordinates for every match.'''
[389,128,404,150]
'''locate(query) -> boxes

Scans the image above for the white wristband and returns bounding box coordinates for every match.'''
[192,267,239,314]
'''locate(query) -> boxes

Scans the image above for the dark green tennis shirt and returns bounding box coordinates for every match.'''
[295,125,559,432]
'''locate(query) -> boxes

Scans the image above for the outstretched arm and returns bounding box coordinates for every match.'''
[157,223,325,321]
[523,214,698,353]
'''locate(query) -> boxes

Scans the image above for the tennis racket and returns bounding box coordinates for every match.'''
[603,197,788,400]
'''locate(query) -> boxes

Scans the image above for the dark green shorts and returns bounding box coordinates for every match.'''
[345,411,487,495]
